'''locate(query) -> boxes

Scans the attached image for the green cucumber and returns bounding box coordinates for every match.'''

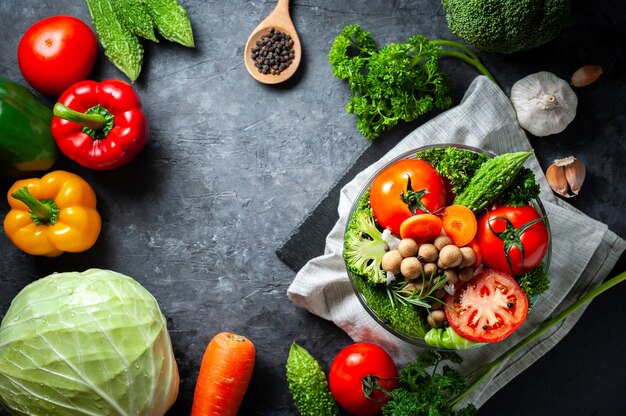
[143,0,195,47]
[85,0,144,81]
[453,151,533,212]
[286,343,339,416]
[112,0,158,42]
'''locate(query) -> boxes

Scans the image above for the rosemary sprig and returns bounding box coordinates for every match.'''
[386,270,448,309]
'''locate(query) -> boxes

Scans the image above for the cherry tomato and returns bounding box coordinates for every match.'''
[329,343,398,416]
[477,205,549,276]
[18,16,98,97]
[370,159,446,236]
[445,269,529,343]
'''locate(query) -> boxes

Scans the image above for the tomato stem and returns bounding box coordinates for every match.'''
[362,375,396,402]
[451,270,626,408]
[487,215,544,275]
[401,175,431,214]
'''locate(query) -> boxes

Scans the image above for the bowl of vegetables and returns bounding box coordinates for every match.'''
[343,144,551,350]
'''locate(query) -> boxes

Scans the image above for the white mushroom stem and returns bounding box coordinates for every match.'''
[382,228,400,250]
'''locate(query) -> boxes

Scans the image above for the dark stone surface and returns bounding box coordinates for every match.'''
[0,0,624,415]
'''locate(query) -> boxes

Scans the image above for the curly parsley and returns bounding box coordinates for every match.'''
[328,25,495,140]
[382,350,477,416]
[416,147,488,195]
[498,167,541,207]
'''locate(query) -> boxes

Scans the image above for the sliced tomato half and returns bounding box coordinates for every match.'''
[444,269,528,343]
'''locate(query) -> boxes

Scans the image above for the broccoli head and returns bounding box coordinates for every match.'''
[343,196,387,285]
[441,0,572,54]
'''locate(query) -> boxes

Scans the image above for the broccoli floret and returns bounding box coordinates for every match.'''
[343,191,387,284]
[441,0,572,54]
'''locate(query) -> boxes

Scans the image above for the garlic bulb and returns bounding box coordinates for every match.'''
[510,71,578,137]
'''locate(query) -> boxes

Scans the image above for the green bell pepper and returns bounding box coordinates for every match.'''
[0,78,58,177]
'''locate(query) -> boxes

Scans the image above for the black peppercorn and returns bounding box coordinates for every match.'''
[251,27,296,76]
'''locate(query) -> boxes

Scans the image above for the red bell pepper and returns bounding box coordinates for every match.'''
[51,80,148,170]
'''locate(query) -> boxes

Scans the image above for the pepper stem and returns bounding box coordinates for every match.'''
[53,103,106,130]
[10,187,59,225]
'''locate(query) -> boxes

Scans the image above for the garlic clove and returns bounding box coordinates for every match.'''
[563,158,586,195]
[571,65,603,87]
[546,156,586,198]
[546,163,570,197]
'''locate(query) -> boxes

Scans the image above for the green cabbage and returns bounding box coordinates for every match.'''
[0,269,179,415]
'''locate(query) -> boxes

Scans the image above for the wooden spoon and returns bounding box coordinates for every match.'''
[244,0,301,84]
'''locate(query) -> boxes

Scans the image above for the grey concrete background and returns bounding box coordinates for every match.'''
[0,0,624,415]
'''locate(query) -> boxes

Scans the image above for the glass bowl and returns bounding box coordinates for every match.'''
[343,144,552,349]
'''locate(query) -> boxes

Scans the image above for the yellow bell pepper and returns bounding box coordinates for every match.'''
[4,170,101,257]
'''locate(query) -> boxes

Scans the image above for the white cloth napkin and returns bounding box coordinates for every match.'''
[287,76,626,408]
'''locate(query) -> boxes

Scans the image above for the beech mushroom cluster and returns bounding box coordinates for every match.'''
[381,235,479,328]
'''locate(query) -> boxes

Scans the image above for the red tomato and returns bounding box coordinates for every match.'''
[370,159,446,236]
[477,205,549,276]
[442,176,456,205]
[18,16,98,97]
[329,343,398,416]
[445,269,529,343]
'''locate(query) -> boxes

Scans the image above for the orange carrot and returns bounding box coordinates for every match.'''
[399,213,442,243]
[191,332,256,416]
[440,205,477,247]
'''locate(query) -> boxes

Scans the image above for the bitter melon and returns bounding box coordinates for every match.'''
[453,151,533,211]
[144,0,195,47]
[286,343,339,416]
[85,0,144,81]
[112,0,157,42]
